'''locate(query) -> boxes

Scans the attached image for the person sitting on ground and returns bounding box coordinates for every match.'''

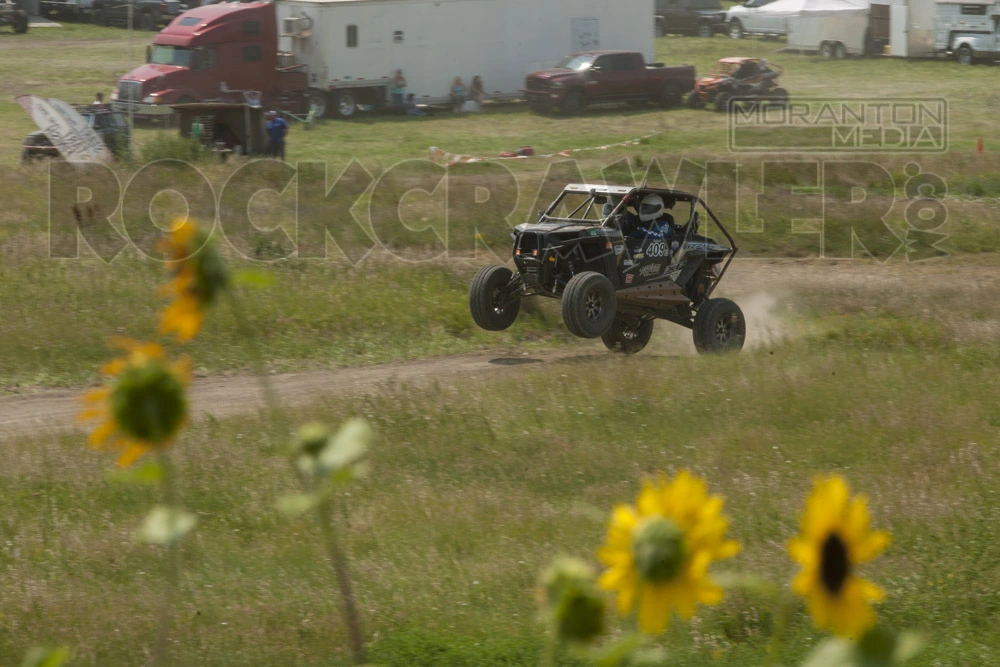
[405,93,429,116]
[450,76,466,110]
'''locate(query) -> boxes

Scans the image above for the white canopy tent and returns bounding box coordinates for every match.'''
[768,0,873,55]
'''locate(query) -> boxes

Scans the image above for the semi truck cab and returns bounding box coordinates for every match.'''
[112,2,306,118]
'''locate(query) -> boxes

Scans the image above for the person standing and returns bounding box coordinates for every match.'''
[450,76,466,111]
[266,110,289,160]
[92,92,104,106]
[392,69,407,114]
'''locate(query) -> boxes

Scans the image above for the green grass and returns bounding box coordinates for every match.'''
[3,318,1000,665]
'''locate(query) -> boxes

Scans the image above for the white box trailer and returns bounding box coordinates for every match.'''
[784,0,871,56]
[275,0,654,118]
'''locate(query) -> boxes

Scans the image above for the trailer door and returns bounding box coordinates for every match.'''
[571,17,600,51]
[890,4,909,56]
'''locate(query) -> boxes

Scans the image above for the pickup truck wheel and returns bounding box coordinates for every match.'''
[693,298,746,354]
[13,9,28,32]
[729,20,743,39]
[469,265,521,331]
[659,85,682,108]
[819,41,833,57]
[956,45,974,65]
[602,317,654,354]
[334,90,357,119]
[562,272,616,339]
[139,10,155,31]
[687,92,704,109]
[714,92,733,113]
[698,22,713,38]
[306,90,328,118]
[561,91,586,116]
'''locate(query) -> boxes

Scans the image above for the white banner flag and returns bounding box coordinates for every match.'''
[16,95,112,163]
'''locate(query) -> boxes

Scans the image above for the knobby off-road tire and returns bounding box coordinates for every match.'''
[469,265,521,331]
[692,298,746,354]
[602,317,654,354]
[562,272,616,339]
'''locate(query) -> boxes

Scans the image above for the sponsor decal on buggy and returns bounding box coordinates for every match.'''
[614,243,624,256]
[633,252,644,260]
[623,259,633,266]
[638,263,662,278]
[645,241,669,258]
[625,274,634,284]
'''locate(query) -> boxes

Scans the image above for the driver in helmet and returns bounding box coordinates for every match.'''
[632,194,676,242]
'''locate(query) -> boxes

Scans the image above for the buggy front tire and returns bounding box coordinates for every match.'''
[602,317,654,354]
[469,265,521,331]
[693,298,746,354]
[562,272,616,338]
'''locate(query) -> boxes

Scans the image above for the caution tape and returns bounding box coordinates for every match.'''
[428,131,662,166]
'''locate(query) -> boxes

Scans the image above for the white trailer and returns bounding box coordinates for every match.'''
[784,0,871,56]
[275,0,654,118]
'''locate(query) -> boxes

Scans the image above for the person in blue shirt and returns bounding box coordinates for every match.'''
[266,110,289,161]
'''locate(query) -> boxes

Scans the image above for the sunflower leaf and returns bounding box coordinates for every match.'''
[21,647,70,667]
[577,632,647,667]
[106,460,163,485]
[892,632,925,662]
[800,638,854,667]
[277,492,325,518]
[317,418,371,475]
[714,572,780,597]
[135,505,197,545]
[233,269,275,288]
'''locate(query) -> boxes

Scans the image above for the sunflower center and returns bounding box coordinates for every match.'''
[111,360,187,444]
[633,518,686,583]
[819,532,851,595]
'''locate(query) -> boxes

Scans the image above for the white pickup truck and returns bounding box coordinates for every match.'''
[934,0,1000,64]
[726,0,786,39]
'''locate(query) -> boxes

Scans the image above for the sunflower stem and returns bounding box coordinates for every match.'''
[225,291,283,420]
[317,497,367,665]
[153,451,180,667]
[764,591,795,666]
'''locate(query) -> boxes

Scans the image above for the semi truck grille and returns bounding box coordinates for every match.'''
[118,80,143,103]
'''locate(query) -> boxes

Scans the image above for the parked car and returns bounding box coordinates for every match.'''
[91,0,183,30]
[0,0,29,33]
[688,57,787,111]
[468,183,745,354]
[38,0,92,21]
[726,0,785,39]
[22,104,130,161]
[524,51,696,115]
[654,0,728,37]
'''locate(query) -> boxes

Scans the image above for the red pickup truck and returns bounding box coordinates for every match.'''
[525,51,696,115]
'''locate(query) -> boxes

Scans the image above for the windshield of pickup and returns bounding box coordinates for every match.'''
[555,54,596,71]
[691,0,723,8]
[150,45,192,67]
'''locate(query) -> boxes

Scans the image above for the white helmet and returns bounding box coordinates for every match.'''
[639,194,664,222]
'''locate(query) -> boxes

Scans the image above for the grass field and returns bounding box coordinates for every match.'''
[1,21,999,667]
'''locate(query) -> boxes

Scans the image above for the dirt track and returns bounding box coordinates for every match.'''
[2,258,994,440]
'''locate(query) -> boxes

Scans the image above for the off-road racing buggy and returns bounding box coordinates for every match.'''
[688,57,788,112]
[0,0,29,33]
[469,184,746,354]
[22,104,130,161]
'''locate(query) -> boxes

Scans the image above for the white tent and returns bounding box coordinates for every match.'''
[757,0,869,17]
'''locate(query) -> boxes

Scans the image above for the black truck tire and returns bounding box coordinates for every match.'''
[692,298,746,354]
[698,22,714,38]
[658,83,682,108]
[469,265,521,331]
[729,20,744,39]
[956,45,974,65]
[334,89,357,119]
[562,272,616,339]
[306,90,328,118]
[562,90,586,116]
[14,8,29,32]
[602,317,654,354]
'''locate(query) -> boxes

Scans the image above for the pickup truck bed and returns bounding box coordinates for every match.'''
[525,50,695,115]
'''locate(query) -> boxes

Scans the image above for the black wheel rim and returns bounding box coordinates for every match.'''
[491,286,506,316]
[584,290,604,322]
[620,323,638,341]
[714,314,738,344]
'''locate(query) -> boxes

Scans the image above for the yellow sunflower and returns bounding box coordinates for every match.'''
[158,219,229,343]
[597,470,740,634]
[78,338,190,468]
[788,475,891,638]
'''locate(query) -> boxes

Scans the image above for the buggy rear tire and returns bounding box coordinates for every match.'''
[562,272,616,339]
[469,265,520,331]
[693,298,746,354]
[602,317,654,354]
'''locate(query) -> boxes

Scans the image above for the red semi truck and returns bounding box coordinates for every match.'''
[112,2,308,119]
